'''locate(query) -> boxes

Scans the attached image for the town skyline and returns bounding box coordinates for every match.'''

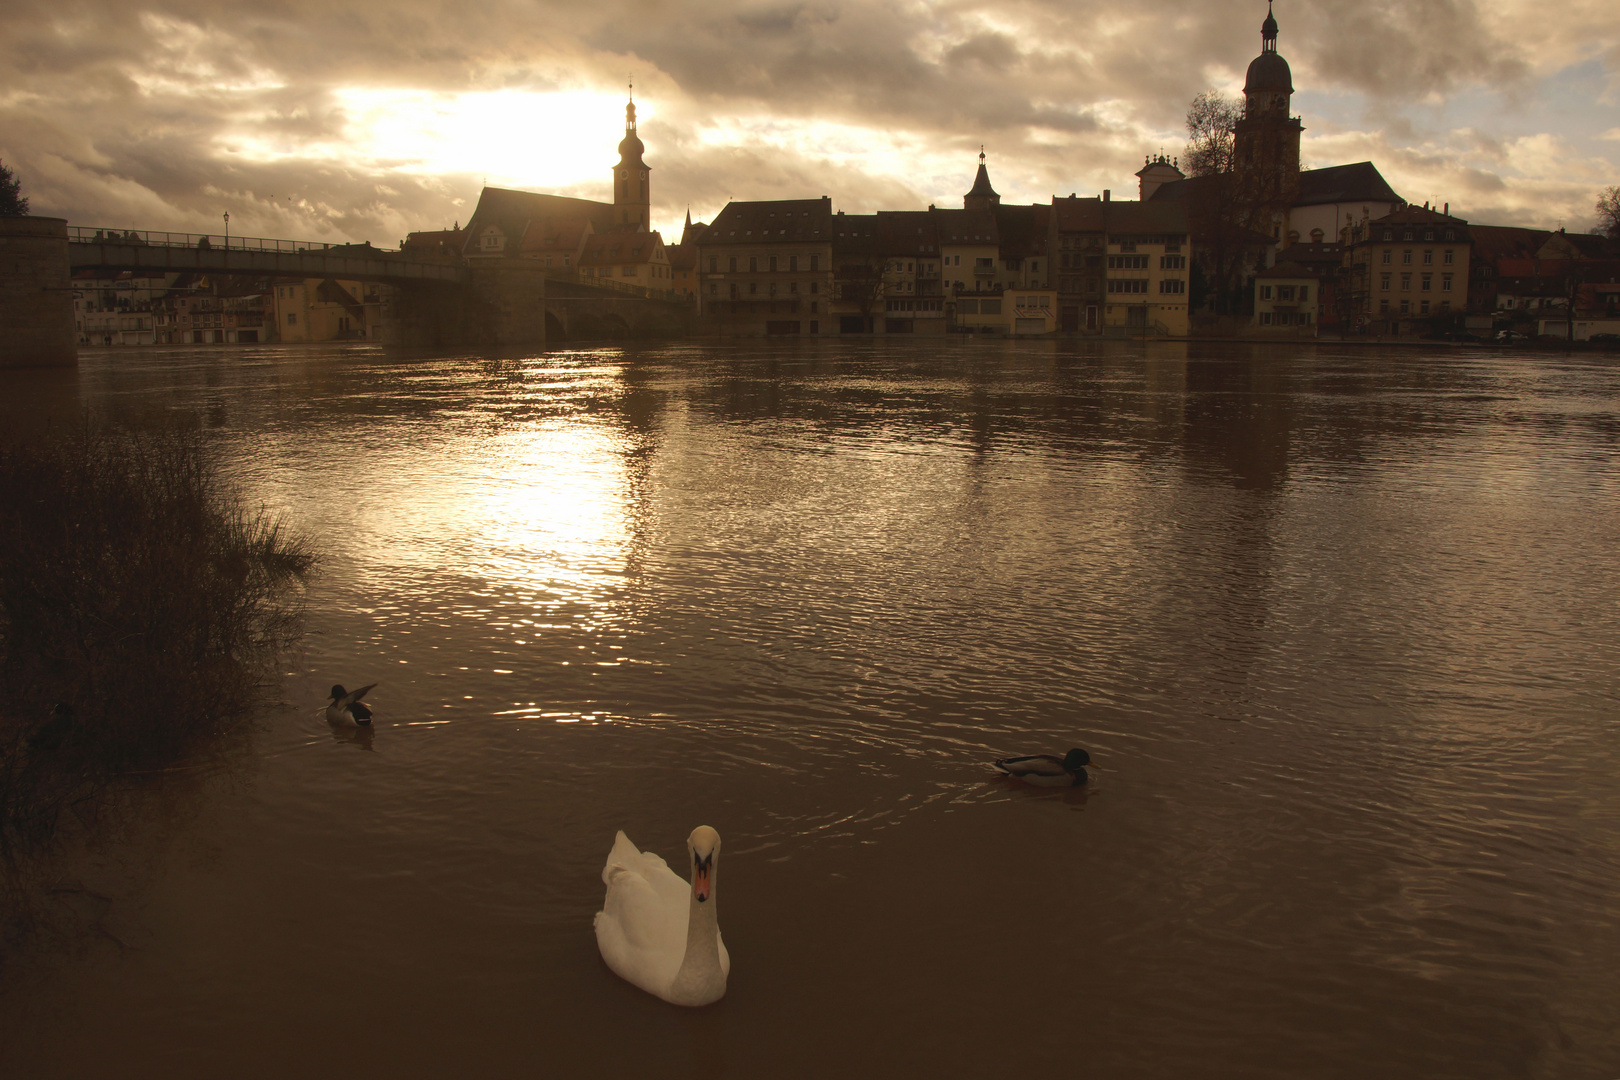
[2,0,1616,245]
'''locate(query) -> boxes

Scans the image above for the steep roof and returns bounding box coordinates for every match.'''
[1104,200,1190,236]
[517,217,592,255]
[1469,225,1551,262]
[1295,162,1402,206]
[1368,205,1471,240]
[932,208,999,245]
[995,204,1049,258]
[874,210,940,255]
[1053,195,1106,232]
[1146,161,1402,209]
[462,187,618,255]
[702,198,833,244]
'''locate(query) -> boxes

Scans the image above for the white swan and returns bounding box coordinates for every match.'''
[594,827,729,1006]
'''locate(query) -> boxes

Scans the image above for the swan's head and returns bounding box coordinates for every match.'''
[688,826,720,903]
[1063,748,1092,771]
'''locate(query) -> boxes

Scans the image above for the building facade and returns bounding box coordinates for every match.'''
[1348,205,1472,329]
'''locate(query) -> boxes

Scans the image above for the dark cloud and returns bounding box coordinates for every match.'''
[0,0,1614,240]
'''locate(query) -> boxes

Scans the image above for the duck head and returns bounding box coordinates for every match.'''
[328,685,347,702]
[1063,748,1092,771]
[688,826,720,903]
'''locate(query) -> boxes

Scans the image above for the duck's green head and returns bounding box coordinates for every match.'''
[1063,748,1092,771]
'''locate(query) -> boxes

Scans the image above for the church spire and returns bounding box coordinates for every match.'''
[1261,1,1278,52]
[964,146,1000,211]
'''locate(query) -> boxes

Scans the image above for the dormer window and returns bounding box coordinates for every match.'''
[480,228,505,252]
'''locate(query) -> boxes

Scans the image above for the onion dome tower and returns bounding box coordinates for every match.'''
[964,148,1001,211]
[614,86,650,232]
[1234,2,1302,206]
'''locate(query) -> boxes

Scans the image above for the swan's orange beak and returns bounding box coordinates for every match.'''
[693,852,713,903]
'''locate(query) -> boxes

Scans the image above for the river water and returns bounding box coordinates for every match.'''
[1,340,1617,1078]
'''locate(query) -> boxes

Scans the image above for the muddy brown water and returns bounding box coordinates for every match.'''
[1,340,1617,1078]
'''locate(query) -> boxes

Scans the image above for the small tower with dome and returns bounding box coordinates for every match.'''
[613,86,650,232]
[1234,2,1302,206]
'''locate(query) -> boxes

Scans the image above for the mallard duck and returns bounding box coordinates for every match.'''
[594,827,730,1006]
[993,748,1091,787]
[325,683,377,725]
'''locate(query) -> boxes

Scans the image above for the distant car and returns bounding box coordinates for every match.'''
[1496,330,1526,342]
[1588,333,1620,345]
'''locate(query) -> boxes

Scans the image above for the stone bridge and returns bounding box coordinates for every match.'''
[50,223,693,353]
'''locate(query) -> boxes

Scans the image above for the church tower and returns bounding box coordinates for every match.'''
[1233,2,1302,207]
[613,90,650,232]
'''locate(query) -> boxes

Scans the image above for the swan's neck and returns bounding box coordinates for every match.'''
[668,878,724,1005]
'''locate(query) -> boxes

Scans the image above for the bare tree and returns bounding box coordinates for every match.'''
[0,160,29,217]
[1597,186,1620,240]
[1183,93,1241,178]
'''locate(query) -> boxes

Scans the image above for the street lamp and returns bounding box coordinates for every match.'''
[223,212,230,250]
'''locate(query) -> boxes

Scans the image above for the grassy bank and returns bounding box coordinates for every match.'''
[0,429,315,861]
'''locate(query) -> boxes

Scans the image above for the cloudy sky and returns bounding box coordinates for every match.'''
[3,0,1617,245]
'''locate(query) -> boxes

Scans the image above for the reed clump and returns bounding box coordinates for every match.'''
[0,428,315,856]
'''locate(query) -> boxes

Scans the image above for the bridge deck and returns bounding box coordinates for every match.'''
[67,227,468,284]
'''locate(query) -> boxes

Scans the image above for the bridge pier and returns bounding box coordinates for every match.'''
[0,217,76,368]
[383,260,548,348]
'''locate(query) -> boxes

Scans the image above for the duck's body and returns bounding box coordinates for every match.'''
[594,828,729,1006]
[325,683,377,726]
[993,748,1091,787]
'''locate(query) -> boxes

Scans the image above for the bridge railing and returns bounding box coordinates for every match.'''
[68,226,400,256]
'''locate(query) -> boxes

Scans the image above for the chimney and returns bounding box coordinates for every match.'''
[1103,189,1111,202]
[1444,202,1449,216]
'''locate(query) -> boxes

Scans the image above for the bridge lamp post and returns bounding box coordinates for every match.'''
[223,212,230,251]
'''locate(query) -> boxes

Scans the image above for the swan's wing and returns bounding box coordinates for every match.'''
[595,832,690,995]
[717,931,731,978]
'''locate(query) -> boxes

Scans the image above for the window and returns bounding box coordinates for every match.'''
[1440,301,1451,312]
[810,255,820,271]
[1442,274,1453,292]
[1423,250,1434,265]
[1383,230,1394,241]
[953,255,961,266]
[1400,299,1410,314]
[810,303,818,314]
[1420,300,1430,314]
[1159,279,1185,294]
[749,257,758,273]
[1445,231,1456,241]
[1401,273,1412,291]
[769,282,777,297]
[1444,250,1454,265]
[1403,230,1414,241]
[1299,286,1309,302]
[1278,285,1295,301]
[1382,250,1392,265]
[1421,274,1432,291]
[1107,255,1150,269]
[1424,230,1434,241]
[810,281,818,294]
[1379,299,1390,313]
[709,257,718,273]
[1106,280,1149,294]
[789,282,798,294]
[748,282,757,294]
[1160,254,1186,270]
[287,313,297,325]
[1402,250,1413,265]
[789,255,798,272]
[623,266,635,276]
[729,256,737,273]
[769,256,778,272]
[1261,312,1273,325]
